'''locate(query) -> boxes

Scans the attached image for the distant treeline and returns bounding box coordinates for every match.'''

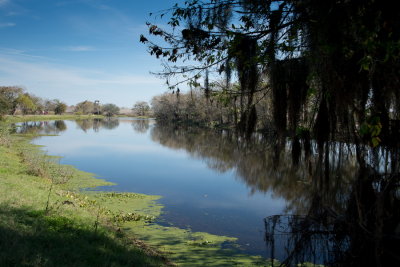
[0,86,68,116]
[0,86,129,117]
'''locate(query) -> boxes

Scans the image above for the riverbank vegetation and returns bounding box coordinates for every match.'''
[0,117,276,266]
[143,0,400,146]
[0,121,171,266]
[143,1,400,265]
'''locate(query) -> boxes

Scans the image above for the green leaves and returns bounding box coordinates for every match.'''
[360,116,382,147]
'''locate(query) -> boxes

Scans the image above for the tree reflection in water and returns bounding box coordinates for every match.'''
[150,123,399,266]
[17,118,121,134]
[265,143,399,266]
[75,118,119,132]
[15,120,399,265]
[16,120,67,135]
[131,119,150,134]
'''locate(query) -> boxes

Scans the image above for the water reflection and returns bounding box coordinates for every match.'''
[24,119,399,265]
[150,125,355,213]
[150,124,399,266]
[131,119,150,133]
[75,118,119,132]
[16,120,67,135]
[17,118,122,134]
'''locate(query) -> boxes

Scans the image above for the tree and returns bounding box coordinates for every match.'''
[74,101,95,115]
[29,94,45,113]
[43,99,54,113]
[0,86,24,114]
[54,100,67,115]
[132,101,151,116]
[101,103,120,117]
[144,2,400,266]
[16,93,36,115]
[142,0,400,144]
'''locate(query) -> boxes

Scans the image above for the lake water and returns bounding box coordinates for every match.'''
[16,118,400,265]
[22,118,288,258]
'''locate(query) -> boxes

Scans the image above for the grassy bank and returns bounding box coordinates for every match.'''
[4,114,105,123]
[0,122,171,266]
[0,116,270,266]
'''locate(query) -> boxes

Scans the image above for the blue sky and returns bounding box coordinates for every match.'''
[0,0,176,107]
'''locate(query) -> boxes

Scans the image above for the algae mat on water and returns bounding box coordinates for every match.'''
[88,192,268,266]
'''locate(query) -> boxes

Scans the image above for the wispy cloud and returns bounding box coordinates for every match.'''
[0,47,25,55]
[0,54,163,106]
[0,56,159,86]
[0,22,15,28]
[0,0,9,7]
[0,47,53,61]
[65,46,96,52]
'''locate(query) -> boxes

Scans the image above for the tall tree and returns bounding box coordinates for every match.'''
[142,0,400,144]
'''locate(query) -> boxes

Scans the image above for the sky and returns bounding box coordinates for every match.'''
[0,0,178,107]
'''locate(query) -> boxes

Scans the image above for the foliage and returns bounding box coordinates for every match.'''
[16,93,37,115]
[53,99,67,115]
[132,101,151,116]
[151,85,265,129]
[0,86,70,116]
[143,0,400,145]
[0,86,23,114]
[74,100,95,115]
[0,122,11,147]
[360,116,382,147]
[0,94,11,117]
[101,103,120,117]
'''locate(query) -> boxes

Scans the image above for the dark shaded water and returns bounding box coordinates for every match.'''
[17,118,400,266]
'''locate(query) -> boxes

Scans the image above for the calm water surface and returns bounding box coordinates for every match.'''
[25,118,288,258]
[18,118,400,265]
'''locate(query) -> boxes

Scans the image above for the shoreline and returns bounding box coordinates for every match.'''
[1,115,268,266]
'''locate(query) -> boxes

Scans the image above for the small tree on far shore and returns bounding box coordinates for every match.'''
[132,101,151,116]
[54,100,67,115]
[102,103,120,117]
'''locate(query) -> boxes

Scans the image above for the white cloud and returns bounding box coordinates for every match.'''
[0,22,15,28]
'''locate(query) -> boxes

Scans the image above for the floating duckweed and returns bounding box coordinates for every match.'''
[187,239,215,247]
[112,212,156,223]
[58,190,98,208]
[101,192,146,199]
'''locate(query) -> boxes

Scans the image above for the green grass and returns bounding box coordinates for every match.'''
[0,206,163,267]
[0,129,169,266]
[3,114,105,123]
[0,118,273,266]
